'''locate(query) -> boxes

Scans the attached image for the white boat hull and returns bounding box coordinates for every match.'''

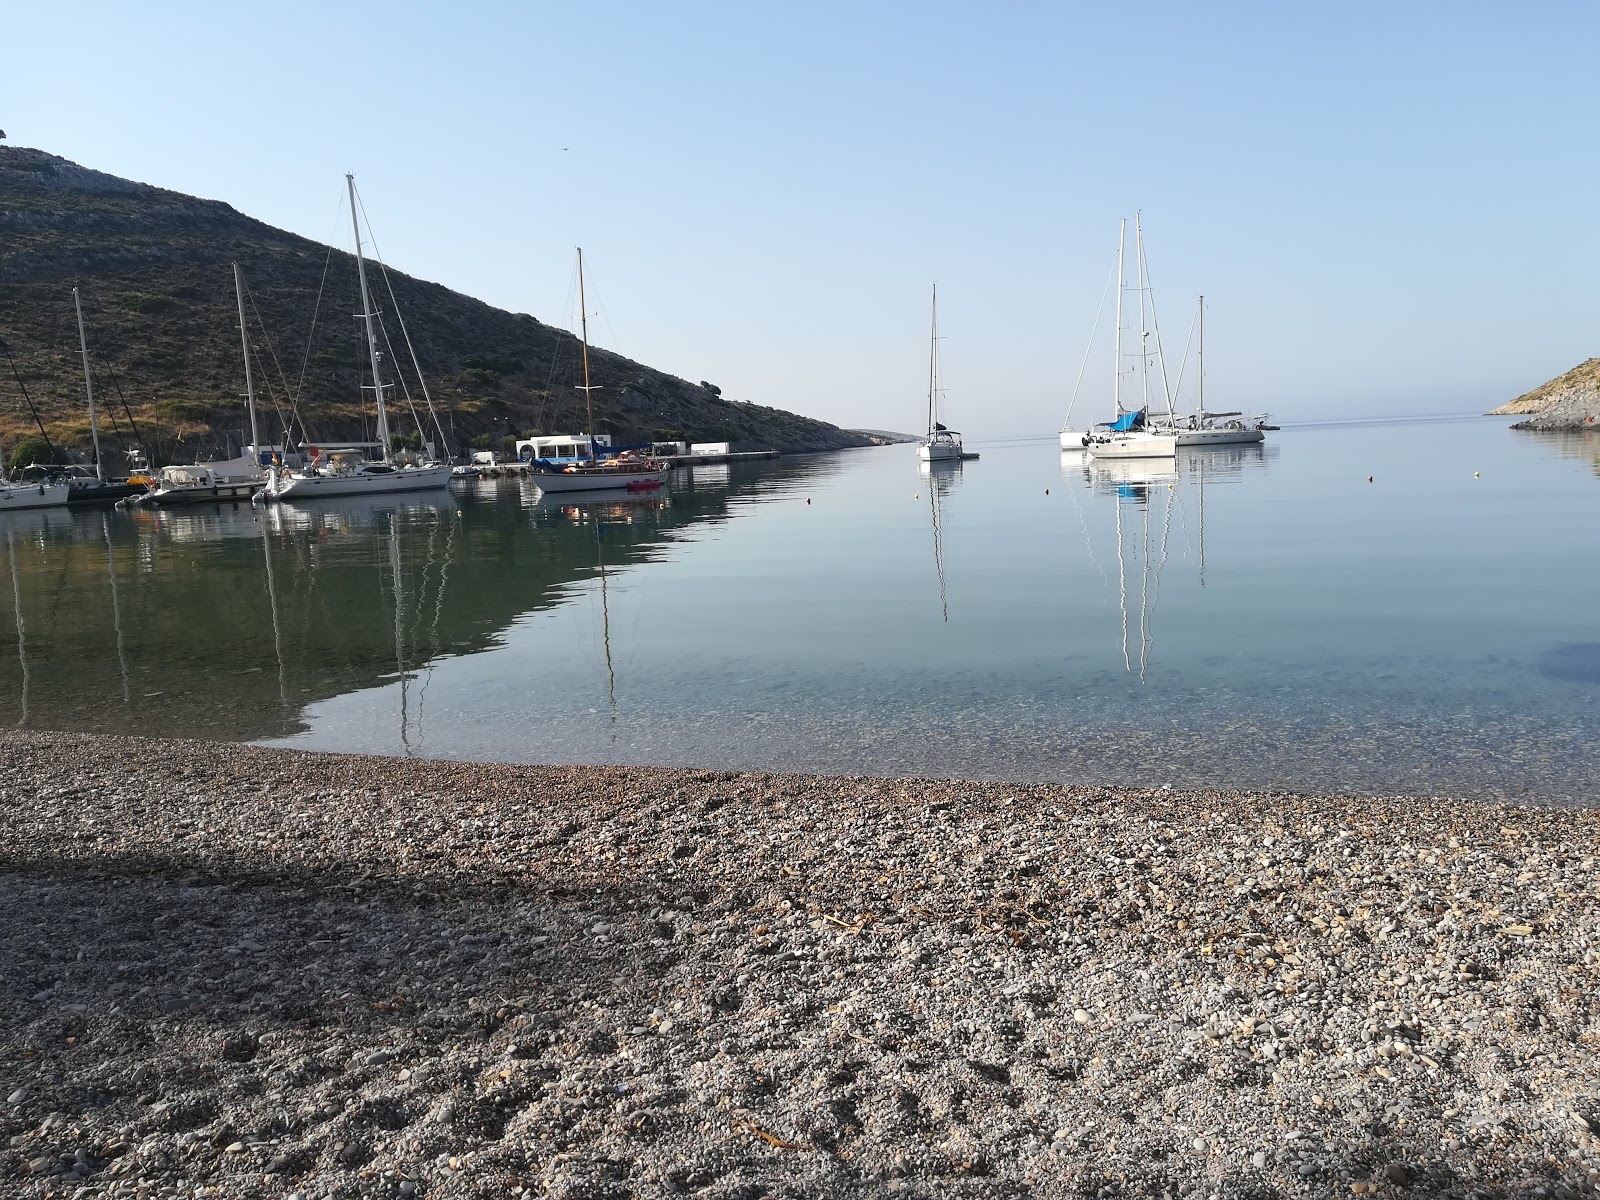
[1086,432,1177,459]
[1059,431,1090,450]
[530,467,668,494]
[272,463,452,499]
[0,482,70,512]
[1157,427,1265,447]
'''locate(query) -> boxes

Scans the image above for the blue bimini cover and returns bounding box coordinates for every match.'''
[1108,409,1144,433]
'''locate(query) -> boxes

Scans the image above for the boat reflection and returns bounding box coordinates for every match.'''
[918,460,963,621]
[0,459,802,740]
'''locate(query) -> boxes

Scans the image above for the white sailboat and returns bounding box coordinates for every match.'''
[0,456,68,512]
[1146,296,1272,447]
[1085,216,1176,460]
[916,285,977,463]
[527,248,668,494]
[269,176,451,500]
[134,266,269,505]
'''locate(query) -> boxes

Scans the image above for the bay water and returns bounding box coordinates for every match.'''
[2,416,1595,801]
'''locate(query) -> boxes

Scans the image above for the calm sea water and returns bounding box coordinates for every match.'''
[2,416,1596,801]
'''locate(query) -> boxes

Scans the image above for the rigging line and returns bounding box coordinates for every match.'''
[354,185,452,459]
[1141,229,1177,418]
[539,264,584,434]
[93,352,148,460]
[1170,307,1199,409]
[241,276,295,443]
[1062,254,1118,429]
[0,341,58,452]
[377,316,429,444]
[290,245,336,444]
[89,354,135,453]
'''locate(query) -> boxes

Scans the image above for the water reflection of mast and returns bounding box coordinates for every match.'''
[101,513,130,704]
[258,514,288,708]
[929,475,949,623]
[410,507,453,740]
[7,532,28,725]
[386,513,413,754]
[593,509,617,713]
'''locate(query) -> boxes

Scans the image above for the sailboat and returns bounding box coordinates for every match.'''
[136,266,269,505]
[525,248,668,494]
[0,453,69,512]
[62,288,154,505]
[1081,217,1177,460]
[268,176,451,500]
[1146,296,1272,446]
[916,284,977,463]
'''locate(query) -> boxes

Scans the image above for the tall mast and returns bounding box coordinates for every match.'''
[1112,220,1125,415]
[577,247,598,462]
[347,174,391,464]
[926,284,938,436]
[1197,295,1205,414]
[233,263,261,457]
[1135,215,1150,415]
[72,287,104,480]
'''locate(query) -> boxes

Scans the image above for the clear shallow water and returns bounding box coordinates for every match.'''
[2,417,1597,801]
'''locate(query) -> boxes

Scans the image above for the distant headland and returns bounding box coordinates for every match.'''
[1489,358,1600,430]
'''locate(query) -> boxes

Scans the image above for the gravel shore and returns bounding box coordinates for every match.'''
[1,730,1597,1200]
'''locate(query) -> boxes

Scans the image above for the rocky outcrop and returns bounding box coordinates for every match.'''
[1490,358,1600,430]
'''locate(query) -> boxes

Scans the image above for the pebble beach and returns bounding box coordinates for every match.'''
[1,729,1597,1200]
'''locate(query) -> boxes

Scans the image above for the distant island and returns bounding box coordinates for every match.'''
[1489,358,1600,430]
[0,146,874,467]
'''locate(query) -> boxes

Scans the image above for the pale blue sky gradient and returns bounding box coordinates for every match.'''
[7,1,1597,435]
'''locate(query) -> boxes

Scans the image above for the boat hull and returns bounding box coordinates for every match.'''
[1162,427,1265,447]
[142,480,265,505]
[530,467,669,494]
[271,464,452,499]
[67,480,148,506]
[1059,431,1090,450]
[0,482,70,512]
[918,442,978,462]
[1086,433,1177,459]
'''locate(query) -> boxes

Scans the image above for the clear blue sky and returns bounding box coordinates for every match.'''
[8,1,1597,435]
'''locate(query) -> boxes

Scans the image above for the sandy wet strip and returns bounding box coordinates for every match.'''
[0,730,1596,1199]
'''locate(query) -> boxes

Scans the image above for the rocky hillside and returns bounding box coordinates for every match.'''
[0,146,872,465]
[1489,358,1600,430]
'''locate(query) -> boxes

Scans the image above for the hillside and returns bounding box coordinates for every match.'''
[1489,358,1600,430]
[0,146,871,465]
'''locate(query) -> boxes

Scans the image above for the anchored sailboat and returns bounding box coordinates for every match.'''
[1085,216,1176,460]
[268,176,451,500]
[525,248,668,494]
[1146,296,1273,446]
[134,265,269,505]
[916,284,977,463]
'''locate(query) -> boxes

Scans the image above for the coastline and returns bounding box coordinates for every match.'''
[1,730,1597,1199]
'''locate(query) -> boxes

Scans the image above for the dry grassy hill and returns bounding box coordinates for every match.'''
[0,146,871,466]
